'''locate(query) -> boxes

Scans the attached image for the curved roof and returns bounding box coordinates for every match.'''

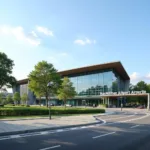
[59,61,130,80]
[17,61,130,84]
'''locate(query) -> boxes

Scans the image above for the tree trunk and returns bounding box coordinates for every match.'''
[39,97,41,107]
[46,96,48,107]
[64,99,66,109]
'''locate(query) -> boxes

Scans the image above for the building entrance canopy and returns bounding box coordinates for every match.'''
[99,91,150,110]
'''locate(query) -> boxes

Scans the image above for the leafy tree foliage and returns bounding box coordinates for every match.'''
[21,93,28,104]
[28,61,61,107]
[57,77,76,108]
[6,95,13,104]
[0,52,16,90]
[13,92,21,105]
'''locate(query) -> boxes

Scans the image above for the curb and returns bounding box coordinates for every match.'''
[0,120,103,137]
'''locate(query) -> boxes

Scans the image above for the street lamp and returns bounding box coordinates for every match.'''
[47,81,54,120]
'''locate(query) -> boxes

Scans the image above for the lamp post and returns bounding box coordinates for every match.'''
[47,81,54,120]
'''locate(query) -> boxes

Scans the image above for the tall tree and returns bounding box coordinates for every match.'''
[6,95,13,104]
[28,80,44,106]
[21,93,28,105]
[28,61,61,107]
[13,92,21,105]
[57,77,76,108]
[0,52,16,90]
[134,81,148,92]
[0,93,4,104]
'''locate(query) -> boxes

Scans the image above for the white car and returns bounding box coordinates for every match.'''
[65,104,72,107]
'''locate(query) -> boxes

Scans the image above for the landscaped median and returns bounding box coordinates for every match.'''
[0,106,105,116]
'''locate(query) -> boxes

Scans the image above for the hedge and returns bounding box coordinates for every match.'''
[0,107,105,116]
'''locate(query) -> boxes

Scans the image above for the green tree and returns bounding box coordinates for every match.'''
[134,81,148,92]
[13,92,21,105]
[0,52,16,90]
[6,95,13,104]
[57,77,76,108]
[21,93,28,105]
[28,80,44,106]
[28,61,61,107]
[0,93,4,104]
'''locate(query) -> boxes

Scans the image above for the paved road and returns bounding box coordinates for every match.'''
[0,110,150,150]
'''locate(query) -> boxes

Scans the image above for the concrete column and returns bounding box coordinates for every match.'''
[147,93,150,111]
[103,98,104,104]
[108,97,110,106]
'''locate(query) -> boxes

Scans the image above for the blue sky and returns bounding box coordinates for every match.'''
[0,0,150,85]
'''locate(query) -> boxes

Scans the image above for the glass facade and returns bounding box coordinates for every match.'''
[20,84,28,97]
[69,70,125,96]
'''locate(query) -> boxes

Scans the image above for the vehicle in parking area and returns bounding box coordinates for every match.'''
[137,105,144,109]
[65,104,72,107]
[50,103,55,106]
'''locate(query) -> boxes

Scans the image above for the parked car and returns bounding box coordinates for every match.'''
[137,105,144,109]
[65,104,72,107]
[50,103,55,106]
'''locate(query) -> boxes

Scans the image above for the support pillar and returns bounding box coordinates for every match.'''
[147,93,150,111]
[108,97,110,107]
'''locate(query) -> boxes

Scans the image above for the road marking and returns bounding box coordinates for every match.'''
[92,132,116,139]
[120,113,150,123]
[81,126,87,129]
[0,137,10,141]
[41,131,49,135]
[56,129,63,132]
[70,127,78,130]
[10,135,20,138]
[130,125,140,128]
[40,145,61,150]
[105,114,136,121]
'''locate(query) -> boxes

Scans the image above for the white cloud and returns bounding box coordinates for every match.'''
[130,72,140,81]
[145,73,150,80]
[130,72,150,84]
[74,38,96,45]
[0,25,40,46]
[36,26,53,36]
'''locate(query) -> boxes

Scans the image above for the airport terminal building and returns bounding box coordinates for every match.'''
[13,61,130,106]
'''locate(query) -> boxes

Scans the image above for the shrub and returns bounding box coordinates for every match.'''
[0,104,4,107]
[0,107,105,116]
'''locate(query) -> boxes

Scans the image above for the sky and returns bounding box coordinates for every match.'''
[0,0,150,89]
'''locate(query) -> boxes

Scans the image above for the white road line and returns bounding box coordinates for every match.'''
[92,132,116,139]
[130,125,140,128]
[0,137,10,141]
[81,126,87,129]
[41,131,49,135]
[10,135,20,138]
[120,113,150,123]
[105,114,136,121]
[39,145,61,150]
[70,127,78,130]
[56,129,63,132]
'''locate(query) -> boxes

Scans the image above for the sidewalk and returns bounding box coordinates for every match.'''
[0,114,102,136]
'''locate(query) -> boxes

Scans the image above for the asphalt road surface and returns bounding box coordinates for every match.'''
[1,110,150,150]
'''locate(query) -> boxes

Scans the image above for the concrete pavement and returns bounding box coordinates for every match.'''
[0,114,104,136]
[0,109,150,150]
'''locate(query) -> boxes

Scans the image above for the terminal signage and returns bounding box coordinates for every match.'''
[100,90,147,96]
